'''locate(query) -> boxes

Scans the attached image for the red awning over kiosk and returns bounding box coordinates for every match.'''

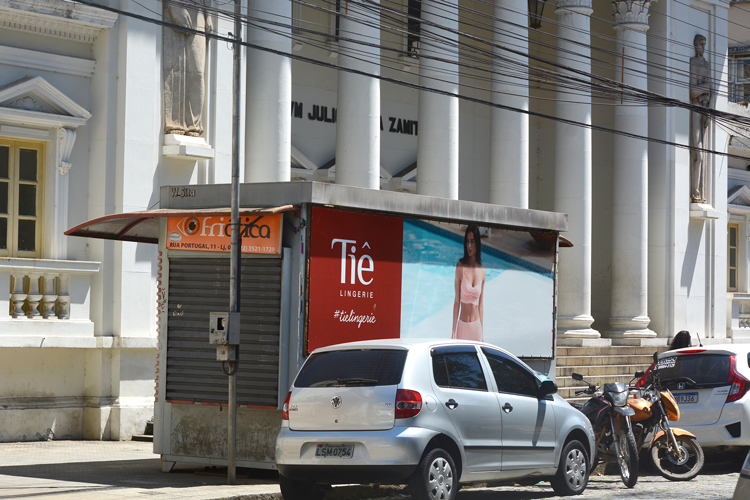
[65,206,295,244]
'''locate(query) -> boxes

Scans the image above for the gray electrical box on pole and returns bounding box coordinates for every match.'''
[209,312,240,361]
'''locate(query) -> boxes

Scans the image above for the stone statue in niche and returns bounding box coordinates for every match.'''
[689,34,713,204]
[163,0,212,136]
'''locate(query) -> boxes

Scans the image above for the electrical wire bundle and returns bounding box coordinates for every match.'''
[74,0,750,161]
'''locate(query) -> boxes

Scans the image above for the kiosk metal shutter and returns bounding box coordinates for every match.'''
[166,257,283,407]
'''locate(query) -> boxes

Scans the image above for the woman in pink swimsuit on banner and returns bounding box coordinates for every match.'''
[452,225,486,341]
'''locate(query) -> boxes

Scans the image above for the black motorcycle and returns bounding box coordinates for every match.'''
[571,373,639,488]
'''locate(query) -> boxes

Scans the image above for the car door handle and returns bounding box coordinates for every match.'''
[502,402,513,413]
[445,399,459,410]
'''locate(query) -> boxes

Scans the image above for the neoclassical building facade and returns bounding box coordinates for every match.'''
[0,0,739,440]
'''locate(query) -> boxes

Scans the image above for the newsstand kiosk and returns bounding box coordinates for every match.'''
[66,181,567,470]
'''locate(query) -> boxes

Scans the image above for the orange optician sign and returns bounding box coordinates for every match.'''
[166,213,282,255]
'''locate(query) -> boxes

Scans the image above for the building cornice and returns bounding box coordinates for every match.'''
[0,45,95,78]
[0,0,117,44]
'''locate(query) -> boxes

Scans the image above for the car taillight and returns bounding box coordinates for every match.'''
[727,355,750,404]
[395,389,422,419]
[282,391,291,420]
[636,364,653,388]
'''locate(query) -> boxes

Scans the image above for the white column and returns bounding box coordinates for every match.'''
[335,0,381,189]
[245,0,292,182]
[490,0,528,208]
[555,0,599,338]
[417,0,459,199]
[608,0,656,337]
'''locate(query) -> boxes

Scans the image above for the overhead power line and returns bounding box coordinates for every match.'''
[73,0,750,162]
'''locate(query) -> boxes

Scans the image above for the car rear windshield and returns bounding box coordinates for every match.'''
[655,353,731,388]
[295,349,408,388]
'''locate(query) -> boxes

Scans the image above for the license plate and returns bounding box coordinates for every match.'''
[674,392,698,404]
[315,444,354,458]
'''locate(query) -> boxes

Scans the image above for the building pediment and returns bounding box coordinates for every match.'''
[0,76,90,128]
[729,185,750,209]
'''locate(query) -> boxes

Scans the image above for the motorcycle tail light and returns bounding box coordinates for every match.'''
[282,391,291,420]
[727,355,750,404]
[395,389,422,419]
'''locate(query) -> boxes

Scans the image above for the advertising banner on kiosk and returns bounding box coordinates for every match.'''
[165,213,282,255]
[307,206,556,358]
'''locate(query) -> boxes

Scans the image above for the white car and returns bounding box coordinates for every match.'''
[652,344,750,449]
[734,448,750,500]
[275,339,595,500]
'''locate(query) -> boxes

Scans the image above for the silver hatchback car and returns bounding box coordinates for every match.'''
[275,339,595,500]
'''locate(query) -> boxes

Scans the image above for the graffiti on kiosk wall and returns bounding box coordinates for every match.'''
[291,101,418,136]
[165,213,282,255]
[307,207,557,358]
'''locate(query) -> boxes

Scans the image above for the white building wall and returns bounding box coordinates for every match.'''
[0,349,87,441]
[648,0,675,338]
[666,0,728,340]
[0,0,741,442]
[0,0,242,441]
[209,10,244,185]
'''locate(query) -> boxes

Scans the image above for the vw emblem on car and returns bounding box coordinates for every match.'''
[331,396,342,409]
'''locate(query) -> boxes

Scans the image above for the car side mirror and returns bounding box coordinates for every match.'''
[572,373,583,381]
[539,380,557,398]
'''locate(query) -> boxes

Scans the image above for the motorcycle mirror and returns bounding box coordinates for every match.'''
[634,370,645,378]
[572,373,583,381]
[653,351,659,364]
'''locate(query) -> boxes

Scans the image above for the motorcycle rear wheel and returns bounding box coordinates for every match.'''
[616,426,639,488]
[649,434,704,481]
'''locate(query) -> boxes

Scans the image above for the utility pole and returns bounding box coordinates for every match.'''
[228,0,243,486]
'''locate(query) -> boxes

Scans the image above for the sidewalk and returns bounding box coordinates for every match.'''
[0,440,287,500]
[0,440,409,500]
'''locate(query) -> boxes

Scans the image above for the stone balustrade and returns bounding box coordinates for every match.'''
[729,293,750,340]
[1,258,99,323]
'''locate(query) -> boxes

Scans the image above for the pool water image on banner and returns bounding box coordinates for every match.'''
[400,219,555,357]
[307,208,556,357]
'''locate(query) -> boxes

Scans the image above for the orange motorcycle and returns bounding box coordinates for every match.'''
[629,353,704,481]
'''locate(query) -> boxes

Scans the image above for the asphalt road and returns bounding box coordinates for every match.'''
[451,471,740,500]
[359,453,744,500]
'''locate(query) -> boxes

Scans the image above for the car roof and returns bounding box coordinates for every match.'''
[310,338,515,357]
[659,343,750,357]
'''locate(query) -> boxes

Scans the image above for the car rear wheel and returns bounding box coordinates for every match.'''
[551,439,589,496]
[409,447,458,500]
[278,474,326,500]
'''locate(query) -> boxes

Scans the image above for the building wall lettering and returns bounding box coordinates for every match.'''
[291,101,417,136]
